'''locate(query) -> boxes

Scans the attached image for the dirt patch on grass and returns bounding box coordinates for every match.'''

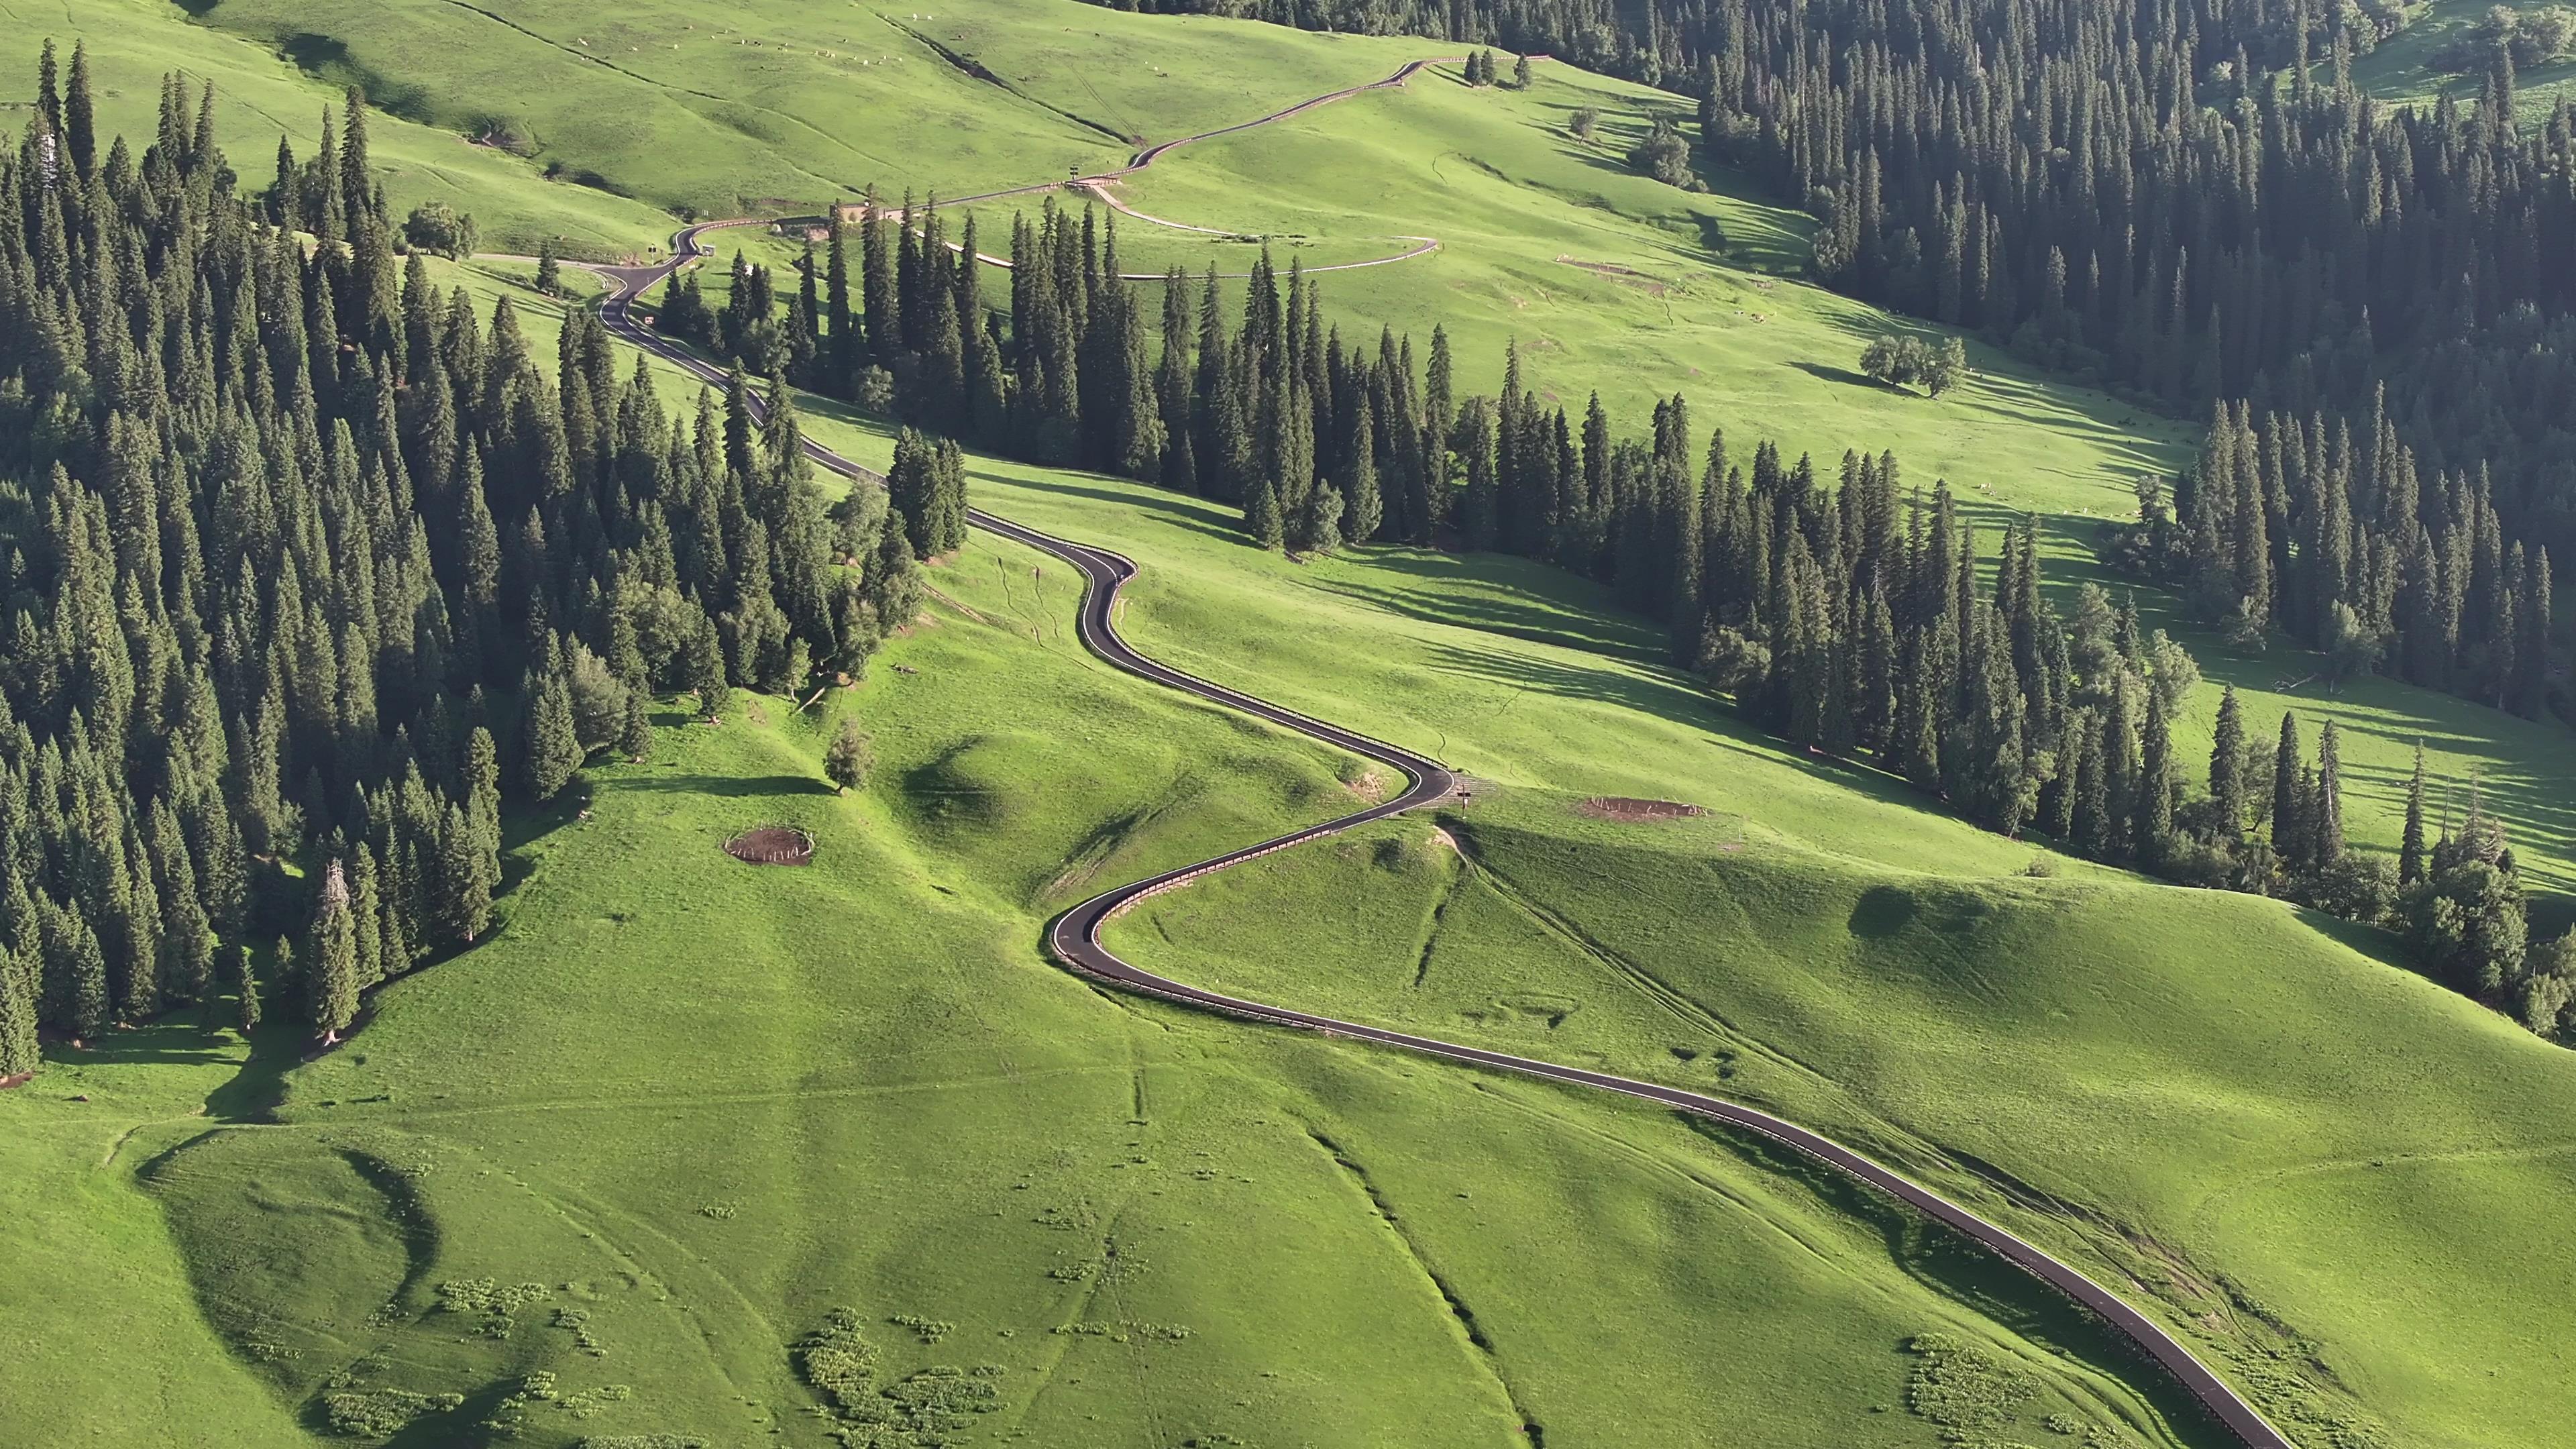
[1428,826,1460,855]
[725,826,815,866]
[1343,767,1387,802]
[0,1070,32,1091]
[1555,255,1668,296]
[1577,796,1705,823]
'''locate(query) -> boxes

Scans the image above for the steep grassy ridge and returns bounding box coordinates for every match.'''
[0,0,669,251]
[157,0,2576,878]
[0,319,2219,1444]
[180,0,1444,217]
[2352,0,2576,121]
[865,446,2576,1449]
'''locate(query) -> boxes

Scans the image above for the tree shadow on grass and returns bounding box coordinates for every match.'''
[1417,636,1983,830]
[606,771,835,799]
[974,467,1250,548]
[1306,558,1669,665]
[1792,359,1914,394]
[1678,1114,2245,1449]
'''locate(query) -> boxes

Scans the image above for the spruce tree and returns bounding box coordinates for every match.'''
[2315,721,2346,863]
[825,718,874,793]
[1244,475,1285,549]
[619,691,655,763]
[64,40,95,179]
[2400,741,2429,885]
[521,657,584,802]
[467,728,503,849]
[1295,480,1346,555]
[2136,686,2176,865]
[2272,712,2304,862]
[309,861,360,1044]
[1341,400,1383,543]
[2209,684,2247,841]
[0,946,38,1078]
[867,514,924,630]
[436,804,496,946]
[535,236,561,297]
[233,945,262,1034]
[350,845,387,989]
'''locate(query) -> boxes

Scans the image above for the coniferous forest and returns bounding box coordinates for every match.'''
[659,178,2569,1042]
[2,25,2564,1076]
[1099,0,2575,722]
[0,59,940,1074]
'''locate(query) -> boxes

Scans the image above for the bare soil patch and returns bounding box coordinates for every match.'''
[1577,796,1704,823]
[726,826,815,866]
[1555,255,1669,296]
[0,1070,32,1091]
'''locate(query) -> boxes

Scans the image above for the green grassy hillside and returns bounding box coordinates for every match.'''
[154,0,2575,879]
[0,0,670,252]
[794,446,2575,1449]
[2353,1,2576,121]
[8,5,2571,1446]
[0,494,2225,1449]
[179,0,1445,217]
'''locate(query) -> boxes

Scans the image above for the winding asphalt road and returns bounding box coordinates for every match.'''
[578,62,2298,1449]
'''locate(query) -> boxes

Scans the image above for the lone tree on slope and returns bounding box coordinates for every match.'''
[309,861,360,1046]
[826,718,875,794]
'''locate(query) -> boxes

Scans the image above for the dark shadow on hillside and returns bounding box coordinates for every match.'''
[608,771,833,799]
[1416,638,1984,831]
[54,1017,238,1071]
[1308,557,1667,664]
[1792,360,1912,394]
[1677,1114,2244,1449]
[974,468,1249,547]
[274,33,435,127]
[1848,886,1918,941]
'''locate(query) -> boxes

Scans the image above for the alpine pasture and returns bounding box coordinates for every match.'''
[2,1,2572,1447]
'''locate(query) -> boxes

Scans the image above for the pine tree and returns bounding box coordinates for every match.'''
[1341,400,1383,543]
[1295,480,1346,555]
[64,40,95,179]
[2400,741,2429,885]
[0,945,38,1078]
[2272,712,2305,863]
[309,860,360,1044]
[233,945,262,1034]
[2315,721,2346,864]
[435,804,496,946]
[521,655,584,801]
[2210,684,2247,841]
[825,718,874,793]
[2137,686,2176,865]
[350,845,386,989]
[535,237,561,297]
[619,691,654,762]
[1244,475,1284,549]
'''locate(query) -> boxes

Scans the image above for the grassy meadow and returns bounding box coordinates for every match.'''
[178,0,1448,218]
[151,0,2576,880]
[0,0,672,253]
[830,450,2576,1449]
[5,3,2575,1446]
[0,448,2231,1448]
[2351,0,2576,121]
